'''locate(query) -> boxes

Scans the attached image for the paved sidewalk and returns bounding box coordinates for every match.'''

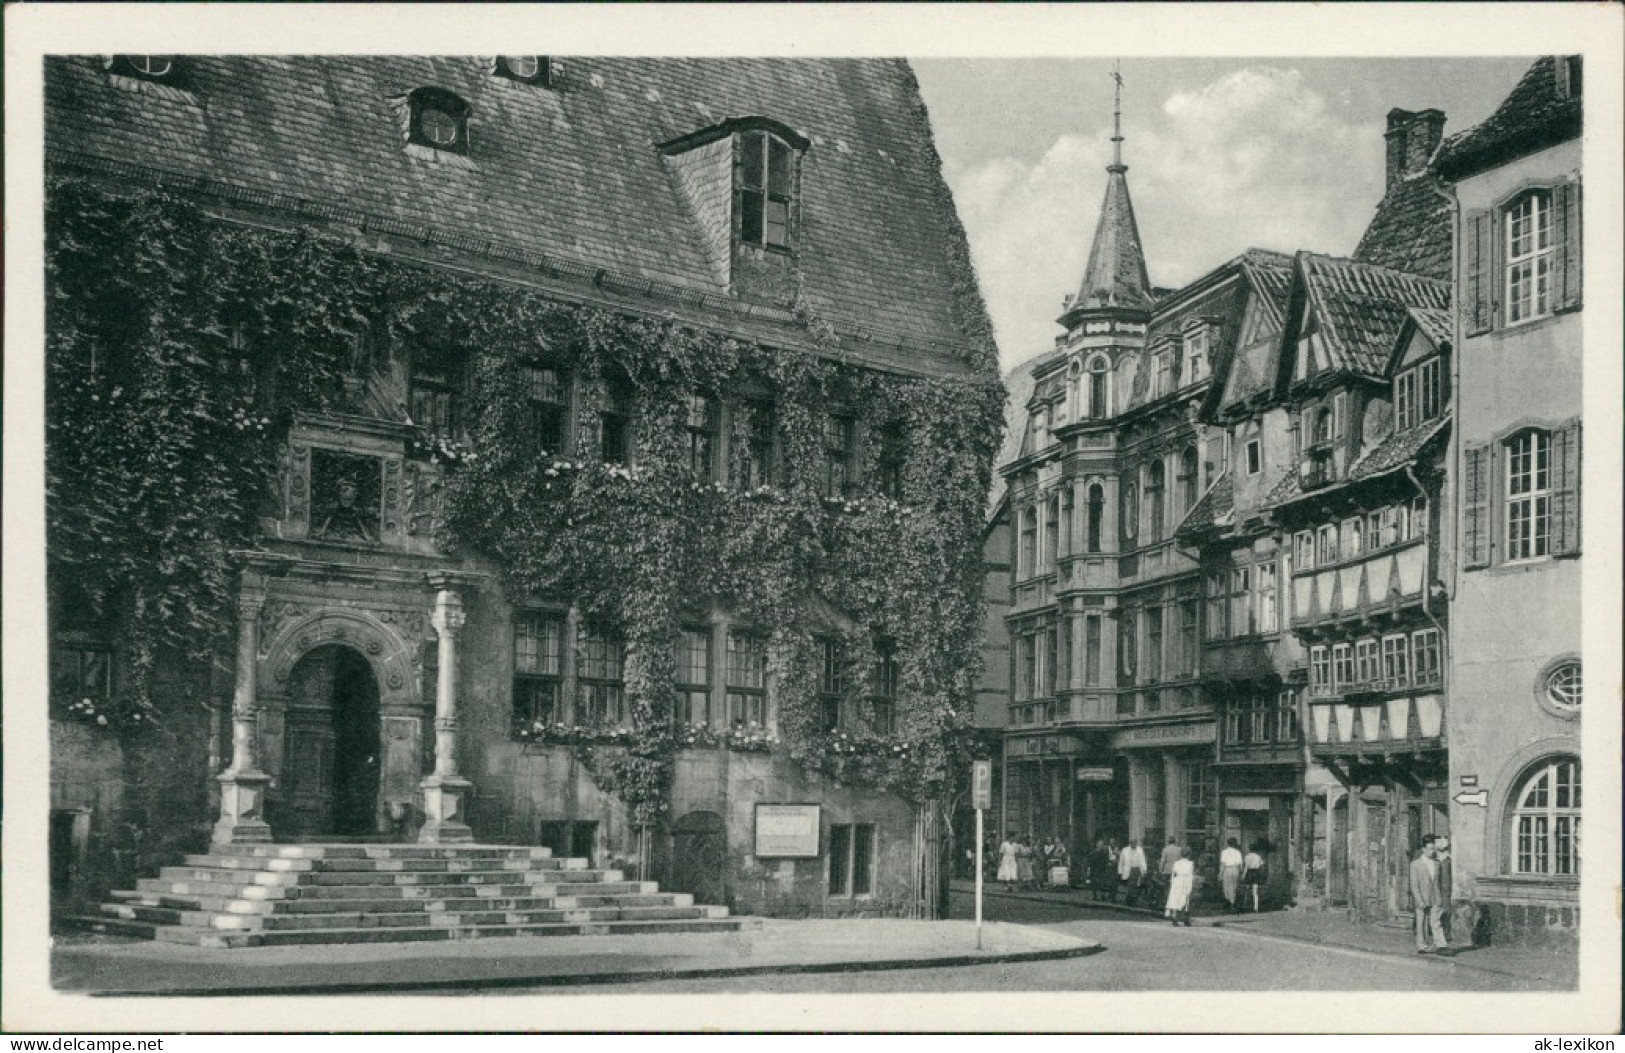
[950,879,1578,988]
[51,919,1098,996]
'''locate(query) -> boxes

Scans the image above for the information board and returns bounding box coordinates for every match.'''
[753,803,822,858]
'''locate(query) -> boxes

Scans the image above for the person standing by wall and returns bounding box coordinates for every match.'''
[1219,837,1244,913]
[1409,834,1446,953]
[1433,835,1455,951]
[997,834,1020,893]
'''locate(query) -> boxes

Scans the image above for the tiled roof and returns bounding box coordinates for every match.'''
[1299,254,1451,380]
[1352,169,1452,281]
[44,56,991,375]
[1215,250,1295,411]
[1175,471,1233,536]
[1242,250,1294,330]
[1350,416,1449,480]
[1067,166,1153,316]
[1406,306,1453,349]
[1436,56,1583,181]
[1261,417,1449,511]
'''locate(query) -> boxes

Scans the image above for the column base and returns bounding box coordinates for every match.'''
[213,768,274,844]
[417,773,475,844]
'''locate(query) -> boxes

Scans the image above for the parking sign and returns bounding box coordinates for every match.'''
[971,759,992,810]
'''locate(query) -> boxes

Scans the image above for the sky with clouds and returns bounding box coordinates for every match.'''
[913,58,1535,373]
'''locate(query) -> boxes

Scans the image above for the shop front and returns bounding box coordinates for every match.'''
[1111,720,1218,867]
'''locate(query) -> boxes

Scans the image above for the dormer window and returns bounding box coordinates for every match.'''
[1184,324,1209,382]
[107,55,175,82]
[494,56,552,86]
[1395,357,1443,430]
[407,88,471,155]
[739,130,794,252]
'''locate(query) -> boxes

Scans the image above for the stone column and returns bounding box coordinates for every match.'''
[419,576,474,843]
[214,582,274,844]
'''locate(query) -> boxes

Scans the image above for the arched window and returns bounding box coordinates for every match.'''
[1505,189,1555,324]
[1147,461,1166,541]
[1086,484,1104,553]
[1088,358,1110,418]
[1179,446,1199,515]
[1508,757,1580,876]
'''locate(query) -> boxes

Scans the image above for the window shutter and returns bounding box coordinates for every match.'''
[1550,419,1581,556]
[1554,179,1583,312]
[1464,210,1493,336]
[1461,442,1491,569]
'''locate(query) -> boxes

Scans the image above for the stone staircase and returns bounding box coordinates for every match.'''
[66,843,753,948]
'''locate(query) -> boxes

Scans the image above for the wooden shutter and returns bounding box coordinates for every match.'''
[1461,442,1491,569]
[1550,419,1582,556]
[1464,210,1494,336]
[1554,179,1583,312]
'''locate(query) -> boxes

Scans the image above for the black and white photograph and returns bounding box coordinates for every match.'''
[4,3,1620,1036]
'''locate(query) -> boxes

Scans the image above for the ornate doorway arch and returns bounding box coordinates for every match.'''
[258,607,426,838]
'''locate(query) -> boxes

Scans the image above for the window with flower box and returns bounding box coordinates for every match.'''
[513,613,564,730]
[576,622,625,724]
[726,630,768,728]
[677,625,712,726]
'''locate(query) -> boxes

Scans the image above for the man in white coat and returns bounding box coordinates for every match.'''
[1117,838,1147,906]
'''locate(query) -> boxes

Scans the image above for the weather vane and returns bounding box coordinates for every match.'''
[1111,61,1125,168]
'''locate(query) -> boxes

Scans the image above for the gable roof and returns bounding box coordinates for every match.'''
[1436,56,1583,182]
[1209,249,1295,416]
[1174,471,1234,538]
[44,56,993,376]
[1283,253,1451,386]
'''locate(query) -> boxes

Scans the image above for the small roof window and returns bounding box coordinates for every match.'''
[106,55,177,82]
[495,56,552,86]
[406,87,471,156]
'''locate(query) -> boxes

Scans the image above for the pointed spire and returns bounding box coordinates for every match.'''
[1062,63,1153,323]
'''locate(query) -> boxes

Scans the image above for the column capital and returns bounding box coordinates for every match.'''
[239,587,268,621]
[431,596,466,636]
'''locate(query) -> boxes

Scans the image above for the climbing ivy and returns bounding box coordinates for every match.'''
[45,175,1004,826]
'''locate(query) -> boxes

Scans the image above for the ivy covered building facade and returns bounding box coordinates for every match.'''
[45,55,1003,921]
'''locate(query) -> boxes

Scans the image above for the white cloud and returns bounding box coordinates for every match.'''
[942,67,1386,373]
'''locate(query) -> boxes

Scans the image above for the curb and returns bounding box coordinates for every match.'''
[956,885,1572,988]
[76,940,1106,997]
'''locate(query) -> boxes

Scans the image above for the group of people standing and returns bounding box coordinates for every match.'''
[1409,833,1455,954]
[991,834,1070,892]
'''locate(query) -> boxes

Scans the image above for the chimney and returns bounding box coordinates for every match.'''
[1384,108,1447,189]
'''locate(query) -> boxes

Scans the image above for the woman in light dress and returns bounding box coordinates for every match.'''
[997,835,1021,892]
[1164,846,1196,926]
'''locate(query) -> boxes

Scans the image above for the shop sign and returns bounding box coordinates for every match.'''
[1111,721,1216,749]
[754,804,821,858]
[1225,795,1270,812]
[1076,767,1115,781]
[1012,734,1083,758]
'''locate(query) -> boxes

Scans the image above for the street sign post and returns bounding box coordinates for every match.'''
[972,759,992,950]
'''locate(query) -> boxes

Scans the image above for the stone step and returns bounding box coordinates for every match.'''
[183,853,580,874]
[157,865,625,887]
[146,915,758,948]
[207,843,558,862]
[58,914,160,940]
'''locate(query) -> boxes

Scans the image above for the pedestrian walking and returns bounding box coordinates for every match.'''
[1091,839,1117,902]
[1118,838,1147,906]
[1218,837,1244,913]
[1156,836,1182,906]
[1410,834,1447,953]
[1164,847,1196,926]
[996,835,1020,892]
[1241,842,1267,912]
